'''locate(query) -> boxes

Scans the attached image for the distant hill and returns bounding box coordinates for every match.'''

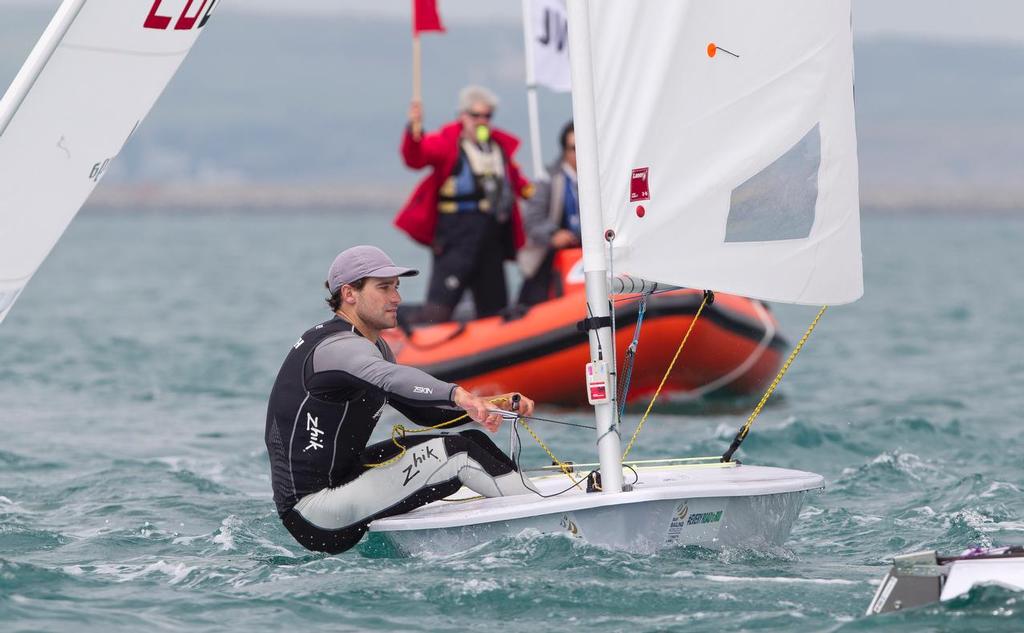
[2,8,1023,211]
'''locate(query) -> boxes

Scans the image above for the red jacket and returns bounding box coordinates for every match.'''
[395,121,530,251]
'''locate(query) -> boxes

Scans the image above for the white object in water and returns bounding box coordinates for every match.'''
[867,547,1024,614]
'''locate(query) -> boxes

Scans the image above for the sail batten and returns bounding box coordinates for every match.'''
[582,0,862,306]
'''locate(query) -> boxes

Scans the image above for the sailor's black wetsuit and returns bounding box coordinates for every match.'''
[265,316,534,554]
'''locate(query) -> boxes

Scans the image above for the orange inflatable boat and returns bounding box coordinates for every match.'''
[384,250,787,407]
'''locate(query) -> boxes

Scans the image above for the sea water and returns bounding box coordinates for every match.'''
[0,211,1021,632]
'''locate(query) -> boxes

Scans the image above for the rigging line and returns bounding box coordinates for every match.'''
[585,302,604,360]
[621,291,712,461]
[518,414,595,430]
[514,421,587,496]
[533,456,723,470]
[364,393,514,468]
[611,287,676,304]
[607,232,619,414]
[515,418,581,487]
[617,291,651,419]
[680,299,775,400]
[721,305,828,463]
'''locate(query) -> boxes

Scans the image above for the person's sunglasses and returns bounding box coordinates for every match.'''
[466,110,493,120]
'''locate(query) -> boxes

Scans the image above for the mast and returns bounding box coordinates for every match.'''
[566,0,623,493]
[0,0,87,138]
[520,0,545,179]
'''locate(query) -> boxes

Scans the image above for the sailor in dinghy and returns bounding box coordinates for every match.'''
[264,245,539,554]
[367,0,857,555]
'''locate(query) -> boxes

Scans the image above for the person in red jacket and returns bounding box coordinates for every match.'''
[395,85,532,324]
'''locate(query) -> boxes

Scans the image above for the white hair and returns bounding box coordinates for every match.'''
[458,85,499,112]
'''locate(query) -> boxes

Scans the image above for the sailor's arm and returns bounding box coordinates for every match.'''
[523,176,557,246]
[312,335,457,406]
[401,101,448,168]
[389,398,470,429]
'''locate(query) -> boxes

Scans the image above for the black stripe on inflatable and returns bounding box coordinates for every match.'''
[419,294,788,383]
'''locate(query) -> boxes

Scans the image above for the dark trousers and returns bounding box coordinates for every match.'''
[420,213,509,323]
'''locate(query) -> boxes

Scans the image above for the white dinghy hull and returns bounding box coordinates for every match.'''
[369,464,823,556]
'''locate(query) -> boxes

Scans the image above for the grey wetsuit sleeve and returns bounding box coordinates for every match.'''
[312,334,457,407]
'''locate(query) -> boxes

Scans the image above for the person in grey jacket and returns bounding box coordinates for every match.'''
[517,122,579,306]
[265,245,537,554]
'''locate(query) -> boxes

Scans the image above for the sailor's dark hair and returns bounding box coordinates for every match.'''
[324,278,367,311]
[559,121,574,151]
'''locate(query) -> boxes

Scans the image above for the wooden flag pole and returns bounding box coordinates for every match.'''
[412,34,423,139]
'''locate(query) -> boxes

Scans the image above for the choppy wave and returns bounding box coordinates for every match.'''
[3,214,1024,632]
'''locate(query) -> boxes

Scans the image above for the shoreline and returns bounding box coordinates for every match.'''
[82,184,1024,215]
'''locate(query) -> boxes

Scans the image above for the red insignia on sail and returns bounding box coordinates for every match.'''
[630,167,650,202]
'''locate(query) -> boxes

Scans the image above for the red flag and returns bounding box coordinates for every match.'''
[413,0,445,35]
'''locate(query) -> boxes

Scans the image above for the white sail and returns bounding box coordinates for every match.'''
[0,0,218,324]
[577,0,862,306]
[368,0,835,555]
[527,0,571,94]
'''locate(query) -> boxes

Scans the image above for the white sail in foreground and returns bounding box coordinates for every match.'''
[370,0,847,554]
[0,0,217,324]
[578,0,862,306]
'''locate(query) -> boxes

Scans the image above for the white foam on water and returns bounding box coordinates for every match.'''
[0,496,28,514]
[90,560,198,585]
[981,480,1022,498]
[705,575,859,586]
[213,515,243,551]
[456,578,500,595]
[850,514,884,526]
[157,456,227,484]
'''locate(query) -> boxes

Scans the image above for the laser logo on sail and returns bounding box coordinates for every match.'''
[144,0,219,31]
[630,167,650,202]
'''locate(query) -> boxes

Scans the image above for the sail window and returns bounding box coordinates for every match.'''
[724,124,821,243]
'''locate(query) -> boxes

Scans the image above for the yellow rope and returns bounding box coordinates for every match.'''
[518,419,584,488]
[733,305,828,444]
[363,413,470,468]
[363,393,574,474]
[621,293,710,460]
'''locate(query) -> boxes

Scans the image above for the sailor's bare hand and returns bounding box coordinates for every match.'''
[490,392,535,418]
[453,387,503,432]
[409,101,423,140]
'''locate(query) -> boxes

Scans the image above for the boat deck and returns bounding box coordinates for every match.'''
[370,463,824,532]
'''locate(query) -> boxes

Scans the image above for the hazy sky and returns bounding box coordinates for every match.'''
[2,0,1024,45]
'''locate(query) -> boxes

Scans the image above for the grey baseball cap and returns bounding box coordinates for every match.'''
[327,245,419,293]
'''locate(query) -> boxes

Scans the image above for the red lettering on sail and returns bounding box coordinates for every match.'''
[144,0,217,30]
[144,0,173,30]
[175,0,210,31]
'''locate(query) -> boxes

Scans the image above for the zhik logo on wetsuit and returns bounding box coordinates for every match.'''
[401,445,441,486]
[412,386,433,395]
[303,413,324,451]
